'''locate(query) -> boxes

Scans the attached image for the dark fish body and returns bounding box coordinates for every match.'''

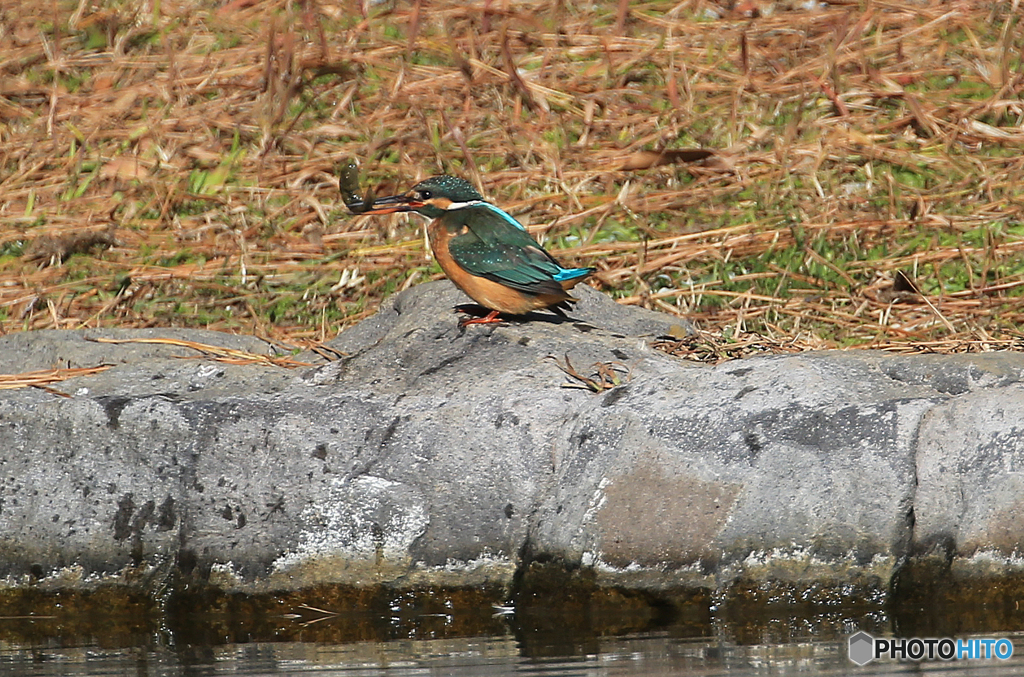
[339,160,375,214]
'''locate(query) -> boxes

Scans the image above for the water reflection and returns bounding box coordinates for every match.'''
[1,582,1023,676]
[4,631,1024,676]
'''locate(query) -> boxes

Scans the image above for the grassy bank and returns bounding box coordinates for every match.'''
[2,0,1023,358]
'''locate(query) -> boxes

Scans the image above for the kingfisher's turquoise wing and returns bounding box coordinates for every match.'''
[446,205,584,295]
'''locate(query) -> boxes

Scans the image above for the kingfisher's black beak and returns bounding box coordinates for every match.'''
[360,193,420,214]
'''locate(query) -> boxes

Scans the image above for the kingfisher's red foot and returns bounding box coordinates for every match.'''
[458,310,504,327]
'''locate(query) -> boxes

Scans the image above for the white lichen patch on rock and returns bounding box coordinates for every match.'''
[208,561,244,588]
[954,549,1024,576]
[270,475,429,585]
[583,549,715,590]
[724,547,898,587]
[403,552,518,588]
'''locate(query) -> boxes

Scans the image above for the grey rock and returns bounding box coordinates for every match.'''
[1,280,1023,597]
[0,327,282,373]
[532,350,946,591]
[914,385,1024,561]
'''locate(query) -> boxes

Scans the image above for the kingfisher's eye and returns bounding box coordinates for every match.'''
[420,190,432,200]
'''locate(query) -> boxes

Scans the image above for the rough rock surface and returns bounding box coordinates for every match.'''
[1,281,1023,596]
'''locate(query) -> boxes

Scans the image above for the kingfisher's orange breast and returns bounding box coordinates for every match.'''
[428,219,571,315]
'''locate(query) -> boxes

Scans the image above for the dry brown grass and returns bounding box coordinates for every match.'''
[2,0,1024,359]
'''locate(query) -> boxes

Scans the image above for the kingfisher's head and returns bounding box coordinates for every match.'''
[362,175,484,219]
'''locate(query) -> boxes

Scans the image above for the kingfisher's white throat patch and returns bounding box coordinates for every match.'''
[444,200,484,210]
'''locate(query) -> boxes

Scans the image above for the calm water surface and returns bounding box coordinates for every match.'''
[2,609,1022,677]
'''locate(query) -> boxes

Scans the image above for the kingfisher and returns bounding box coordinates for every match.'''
[361,176,595,326]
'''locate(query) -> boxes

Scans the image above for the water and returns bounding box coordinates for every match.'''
[4,630,1024,676]
[1,588,1022,676]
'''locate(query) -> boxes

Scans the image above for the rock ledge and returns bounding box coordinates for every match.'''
[2,281,1023,599]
